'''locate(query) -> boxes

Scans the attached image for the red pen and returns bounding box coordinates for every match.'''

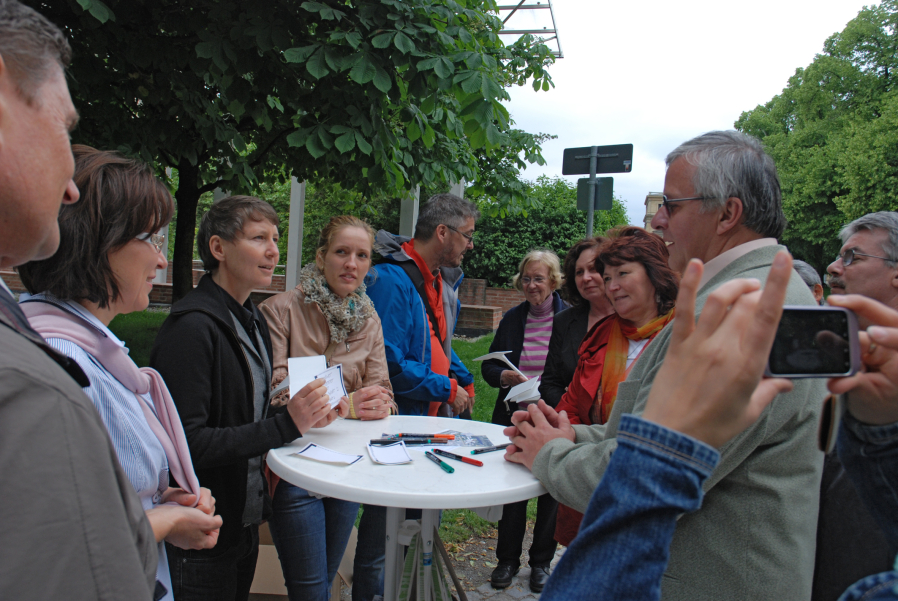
[432,448,483,467]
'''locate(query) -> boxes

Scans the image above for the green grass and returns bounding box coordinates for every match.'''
[108,309,168,367]
[108,310,534,544]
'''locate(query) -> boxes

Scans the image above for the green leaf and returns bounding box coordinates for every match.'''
[228,100,245,120]
[407,121,422,142]
[196,42,214,59]
[79,0,115,23]
[330,125,354,134]
[417,57,440,71]
[306,48,330,79]
[232,133,247,153]
[458,27,473,44]
[355,132,373,155]
[485,123,502,146]
[458,72,480,95]
[301,2,325,13]
[422,123,435,148]
[434,57,455,79]
[306,133,325,158]
[373,65,392,93]
[480,73,502,99]
[421,93,436,114]
[317,127,334,148]
[345,32,362,49]
[286,128,311,147]
[267,96,284,112]
[394,32,415,54]
[349,58,376,84]
[284,44,320,64]
[372,32,395,49]
[335,132,356,153]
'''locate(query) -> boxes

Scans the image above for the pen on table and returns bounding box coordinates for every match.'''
[471,443,512,455]
[432,448,483,467]
[370,438,449,445]
[424,451,455,473]
[391,433,455,440]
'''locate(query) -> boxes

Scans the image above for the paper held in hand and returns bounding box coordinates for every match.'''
[504,377,541,409]
[286,356,347,408]
[472,351,526,377]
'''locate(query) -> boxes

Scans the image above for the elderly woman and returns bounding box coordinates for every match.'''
[17,145,222,601]
[481,249,566,593]
[553,226,678,546]
[259,216,394,601]
[539,237,615,406]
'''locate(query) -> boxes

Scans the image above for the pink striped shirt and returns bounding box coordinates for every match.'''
[519,295,555,378]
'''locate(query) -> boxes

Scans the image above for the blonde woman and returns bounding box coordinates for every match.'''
[480,249,566,592]
[260,216,394,601]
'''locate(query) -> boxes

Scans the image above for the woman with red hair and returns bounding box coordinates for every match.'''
[554,226,679,546]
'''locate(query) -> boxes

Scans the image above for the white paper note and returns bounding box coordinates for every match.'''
[506,377,541,405]
[367,441,413,465]
[315,364,348,408]
[291,442,363,465]
[472,351,526,377]
[287,355,328,401]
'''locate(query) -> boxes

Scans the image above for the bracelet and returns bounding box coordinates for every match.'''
[349,392,357,419]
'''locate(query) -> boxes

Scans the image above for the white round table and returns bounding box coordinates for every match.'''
[267,415,546,601]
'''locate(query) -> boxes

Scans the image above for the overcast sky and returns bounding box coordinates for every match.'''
[502,0,882,225]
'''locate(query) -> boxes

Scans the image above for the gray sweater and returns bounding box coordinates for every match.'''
[532,244,825,601]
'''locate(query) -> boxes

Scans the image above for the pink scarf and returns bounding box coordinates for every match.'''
[21,301,200,504]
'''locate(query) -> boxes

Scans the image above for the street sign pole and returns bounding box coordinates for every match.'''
[587,146,598,237]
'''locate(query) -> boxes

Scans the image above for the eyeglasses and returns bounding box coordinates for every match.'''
[835,248,893,267]
[135,232,166,253]
[660,194,712,215]
[521,277,547,285]
[445,224,474,243]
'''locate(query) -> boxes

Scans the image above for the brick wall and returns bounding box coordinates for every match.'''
[164,262,287,292]
[0,270,25,293]
[456,304,502,337]
[458,278,524,315]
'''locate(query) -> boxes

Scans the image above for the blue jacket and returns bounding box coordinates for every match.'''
[367,231,474,416]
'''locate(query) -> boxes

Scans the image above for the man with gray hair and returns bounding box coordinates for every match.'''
[506,131,825,600]
[0,1,157,598]
[793,259,825,304]
[826,211,898,321]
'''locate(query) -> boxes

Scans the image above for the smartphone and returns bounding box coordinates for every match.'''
[765,306,861,378]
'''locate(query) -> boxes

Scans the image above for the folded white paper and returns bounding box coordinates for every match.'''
[367,441,413,465]
[291,442,363,465]
[315,364,348,408]
[287,356,345,408]
[472,351,526,377]
[505,377,541,407]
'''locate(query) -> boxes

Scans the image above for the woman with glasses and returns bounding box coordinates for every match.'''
[481,249,566,593]
[553,226,678,547]
[258,215,395,601]
[17,145,222,601]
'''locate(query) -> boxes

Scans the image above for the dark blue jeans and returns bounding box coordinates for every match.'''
[268,480,359,601]
[540,415,718,601]
[166,524,259,601]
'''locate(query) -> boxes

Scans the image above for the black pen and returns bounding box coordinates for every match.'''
[432,448,483,467]
[471,443,511,455]
[425,451,455,473]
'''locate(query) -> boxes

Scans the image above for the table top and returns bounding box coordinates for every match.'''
[267,416,546,509]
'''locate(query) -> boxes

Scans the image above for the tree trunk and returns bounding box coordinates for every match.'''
[172,160,201,303]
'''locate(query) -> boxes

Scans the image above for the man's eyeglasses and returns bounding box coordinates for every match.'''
[445,224,474,243]
[135,232,166,253]
[660,194,712,215]
[834,248,894,267]
[521,277,546,285]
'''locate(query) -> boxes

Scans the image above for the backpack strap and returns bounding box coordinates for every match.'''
[383,257,446,349]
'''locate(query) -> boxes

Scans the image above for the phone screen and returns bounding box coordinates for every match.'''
[768,308,855,376]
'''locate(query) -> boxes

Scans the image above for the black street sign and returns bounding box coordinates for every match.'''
[577,177,613,211]
[562,144,633,175]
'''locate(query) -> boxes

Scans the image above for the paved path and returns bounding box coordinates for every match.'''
[458,546,565,601]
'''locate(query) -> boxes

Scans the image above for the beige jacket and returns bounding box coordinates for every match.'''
[259,285,392,404]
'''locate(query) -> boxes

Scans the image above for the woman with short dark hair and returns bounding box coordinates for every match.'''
[18,145,223,601]
[150,195,337,601]
[553,226,678,546]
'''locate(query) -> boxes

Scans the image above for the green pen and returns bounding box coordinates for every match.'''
[425,450,454,473]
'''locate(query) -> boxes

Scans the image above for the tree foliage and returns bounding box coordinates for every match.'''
[735,1,898,274]
[463,176,630,287]
[32,0,555,299]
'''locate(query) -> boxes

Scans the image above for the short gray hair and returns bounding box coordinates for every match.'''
[511,249,563,292]
[0,0,71,103]
[839,211,898,267]
[414,193,481,241]
[666,130,786,239]
[197,196,279,273]
[792,260,822,289]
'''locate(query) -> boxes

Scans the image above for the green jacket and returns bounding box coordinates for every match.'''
[533,244,825,601]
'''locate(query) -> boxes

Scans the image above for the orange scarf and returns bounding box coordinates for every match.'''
[593,308,675,424]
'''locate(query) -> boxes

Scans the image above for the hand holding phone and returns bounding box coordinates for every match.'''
[765,306,862,378]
